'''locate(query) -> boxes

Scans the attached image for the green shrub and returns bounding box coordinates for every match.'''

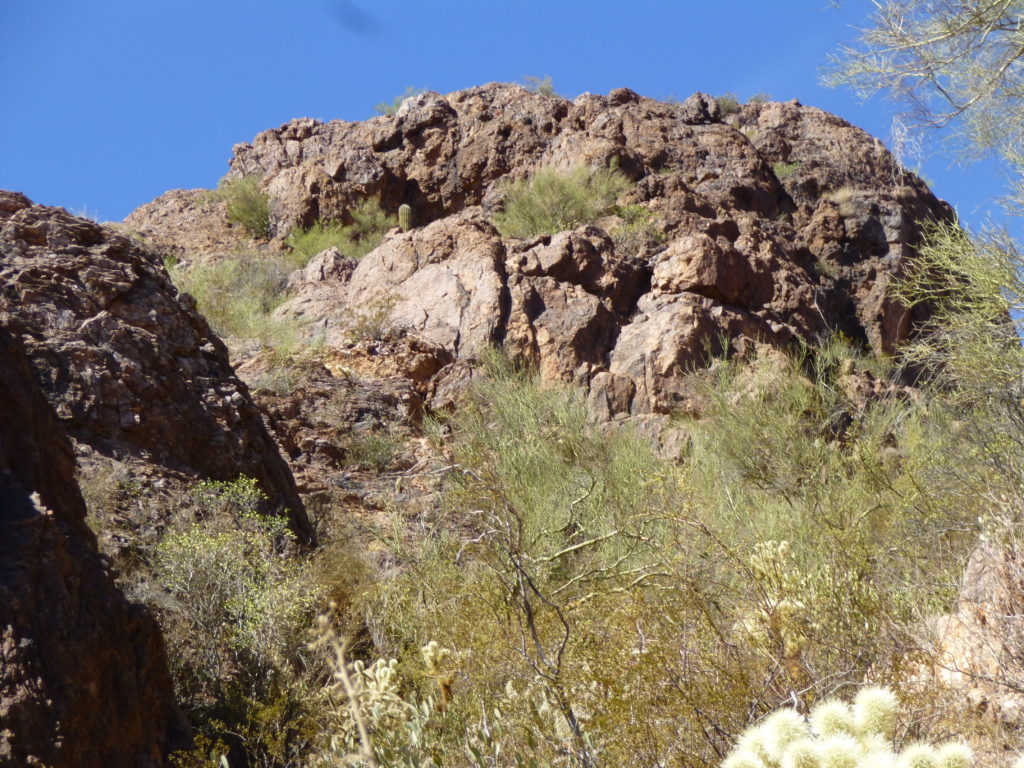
[150,478,326,767]
[168,253,304,356]
[345,343,986,766]
[373,86,426,116]
[771,161,801,179]
[717,92,741,116]
[285,198,394,267]
[610,202,666,254]
[492,165,632,238]
[208,175,271,239]
[523,75,562,98]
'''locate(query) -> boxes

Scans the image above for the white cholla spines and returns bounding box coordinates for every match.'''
[722,687,974,768]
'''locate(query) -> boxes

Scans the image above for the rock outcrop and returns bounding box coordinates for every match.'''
[169,83,948,417]
[0,191,313,543]
[923,544,1024,728]
[0,320,187,767]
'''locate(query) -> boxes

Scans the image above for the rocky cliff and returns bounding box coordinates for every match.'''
[0,191,313,544]
[128,85,950,422]
[0,320,187,767]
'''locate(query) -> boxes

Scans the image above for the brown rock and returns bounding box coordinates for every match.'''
[0,320,187,767]
[131,85,953,418]
[609,292,780,414]
[123,188,247,262]
[922,544,1024,727]
[286,209,507,357]
[0,192,313,543]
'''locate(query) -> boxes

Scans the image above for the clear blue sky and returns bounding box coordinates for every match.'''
[0,1,1013,228]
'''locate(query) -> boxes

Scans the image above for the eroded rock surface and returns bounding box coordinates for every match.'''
[923,544,1024,728]
[0,191,312,542]
[0,321,187,767]
[130,84,951,419]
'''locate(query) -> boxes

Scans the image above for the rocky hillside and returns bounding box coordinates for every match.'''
[0,191,312,546]
[3,84,992,768]
[128,85,949,426]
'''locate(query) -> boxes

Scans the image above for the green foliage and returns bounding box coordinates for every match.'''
[208,175,271,240]
[771,161,801,179]
[168,253,305,356]
[374,86,427,116]
[152,478,325,767]
[523,75,562,98]
[826,0,1024,161]
[895,221,1024,405]
[350,341,989,766]
[492,165,632,238]
[717,92,741,116]
[609,202,666,254]
[344,431,399,472]
[286,198,395,267]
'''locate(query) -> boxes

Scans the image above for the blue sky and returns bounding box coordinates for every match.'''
[0,1,1013,228]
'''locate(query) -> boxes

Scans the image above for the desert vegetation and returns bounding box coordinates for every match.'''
[76,4,1024,765]
[285,199,394,267]
[77,313,1021,766]
[207,175,271,240]
[492,165,632,238]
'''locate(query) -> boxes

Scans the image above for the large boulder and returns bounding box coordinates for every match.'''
[0,320,187,767]
[0,191,313,543]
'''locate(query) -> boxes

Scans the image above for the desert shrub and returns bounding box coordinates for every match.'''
[771,161,801,179]
[285,198,394,267]
[168,253,305,357]
[356,351,768,766]
[373,86,426,116]
[151,477,325,767]
[492,165,632,238]
[523,75,562,98]
[343,342,987,767]
[344,431,399,472]
[208,175,271,239]
[343,290,400,342]
[717,92,741,116]
[609,202,666,254]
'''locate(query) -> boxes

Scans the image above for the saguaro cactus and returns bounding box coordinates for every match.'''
[398,203,412,232]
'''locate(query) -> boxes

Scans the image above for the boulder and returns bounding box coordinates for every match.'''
[0,191,313,543]
[0,320,187,767]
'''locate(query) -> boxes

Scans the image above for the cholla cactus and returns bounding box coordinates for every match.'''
[398,203,412,232]
[421,639,454,710]
[722,687,974,768]
[741,540,812,660]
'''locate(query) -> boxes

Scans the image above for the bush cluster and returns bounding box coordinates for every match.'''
[208,175,271,240]
[168,252,305,357]
[492,165,632,238]
[285,198,394,267]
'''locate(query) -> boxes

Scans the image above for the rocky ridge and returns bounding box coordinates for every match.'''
[129,85,950,422]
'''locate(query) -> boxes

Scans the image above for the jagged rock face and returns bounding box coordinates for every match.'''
[0,191,313,542]
[130,84,951,418]
[0,321,187,767]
